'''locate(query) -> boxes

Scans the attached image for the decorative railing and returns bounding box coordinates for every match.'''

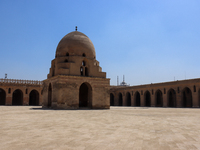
[0,78,43,85]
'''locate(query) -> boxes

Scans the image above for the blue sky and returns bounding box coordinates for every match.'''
[0,0,200,85]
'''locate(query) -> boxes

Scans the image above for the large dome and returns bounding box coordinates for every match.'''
[56,31,96,58]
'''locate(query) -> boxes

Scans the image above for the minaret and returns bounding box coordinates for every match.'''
[117,76,119,86]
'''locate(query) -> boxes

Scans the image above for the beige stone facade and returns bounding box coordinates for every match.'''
[110,78,200,108]
[42,31,110,109]
[0,79,42,106]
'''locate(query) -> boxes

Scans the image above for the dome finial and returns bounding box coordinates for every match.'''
[75,26,77,31]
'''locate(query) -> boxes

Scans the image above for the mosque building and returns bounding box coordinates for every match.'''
[0,29,200,108]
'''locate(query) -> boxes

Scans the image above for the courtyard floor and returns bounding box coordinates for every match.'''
[0,106,200,150]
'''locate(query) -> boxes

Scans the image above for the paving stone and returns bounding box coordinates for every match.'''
[1,106,200,150]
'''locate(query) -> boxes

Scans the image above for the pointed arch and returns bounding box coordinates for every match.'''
[155,89,163,107]
[29,90,39,106]
[12,89,23,105]
[144,91,151,107]
[126,92,131,106]
[79,82,92,108]
[167,89,176,107]
[110,93,114,106]
[0,88,6,105]
[182,87,192,108]
[134,91,140,106]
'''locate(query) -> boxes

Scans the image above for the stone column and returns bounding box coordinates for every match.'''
[131,93,134,106]
[163,93,167,107]
[192,91,199,108]
[176,92,182,108]
[122,93,126,106]
[23,95,29,106]
[151,94,155,107]
[141,94,145,107]
[6,95,12,105]
[114,94,118,106]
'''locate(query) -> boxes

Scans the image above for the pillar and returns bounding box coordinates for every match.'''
[192,91,199,108]
[163,93,167,107]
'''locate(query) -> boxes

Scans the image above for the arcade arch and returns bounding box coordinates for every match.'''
[134,91,140,106]
[79,82,92,108]
[29,90,39,106]
[12,89,23,105]
[182,87,192,108]
[126,92,131,106]
[0,88,6,105]
[155,90,163,107]
[144,91,151,107]
[167,89,176,107]
[110,93,114,106]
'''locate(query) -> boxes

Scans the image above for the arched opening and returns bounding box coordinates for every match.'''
[29,90,39,106]
[48,83,52,107]
[80,67,83,76]
[12,89,23,105]
[26,89,28,94]
[144,91,151,107]
[167,89,176,107]
[118,93,123,106]
[182,87,192,108]
[82,61,85,66]
[66,52,69,56]
[0,88,6,105]
[82,53,86,57]
[64,59,68,62]
[85,67,88,76]
[135,91,140,106]
[126,92,131,106]
[110,93,114,106]
[155,90,163,107]
[79,82,92,108]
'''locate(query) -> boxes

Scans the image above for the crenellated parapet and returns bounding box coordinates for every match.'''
[0,78,43,86]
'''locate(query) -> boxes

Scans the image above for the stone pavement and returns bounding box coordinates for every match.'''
[1,106,200,150]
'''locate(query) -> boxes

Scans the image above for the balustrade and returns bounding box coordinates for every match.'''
[0,78,43,85]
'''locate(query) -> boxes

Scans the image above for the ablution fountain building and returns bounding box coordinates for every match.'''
[1,29,200,108]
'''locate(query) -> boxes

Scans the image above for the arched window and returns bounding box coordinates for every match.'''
[64,59,68,62]
[82,61,85,66]
[66,52,69,56]
[8,88,11,94]
[164,88,166,94]
[80,67,83,76]
[26,89,28,94]
[82,53,86,57]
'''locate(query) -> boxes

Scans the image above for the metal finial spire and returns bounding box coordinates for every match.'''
[75,26,77,31]
[123,75,125,82]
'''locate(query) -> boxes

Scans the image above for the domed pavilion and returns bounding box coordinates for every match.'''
[42,29,110,109]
